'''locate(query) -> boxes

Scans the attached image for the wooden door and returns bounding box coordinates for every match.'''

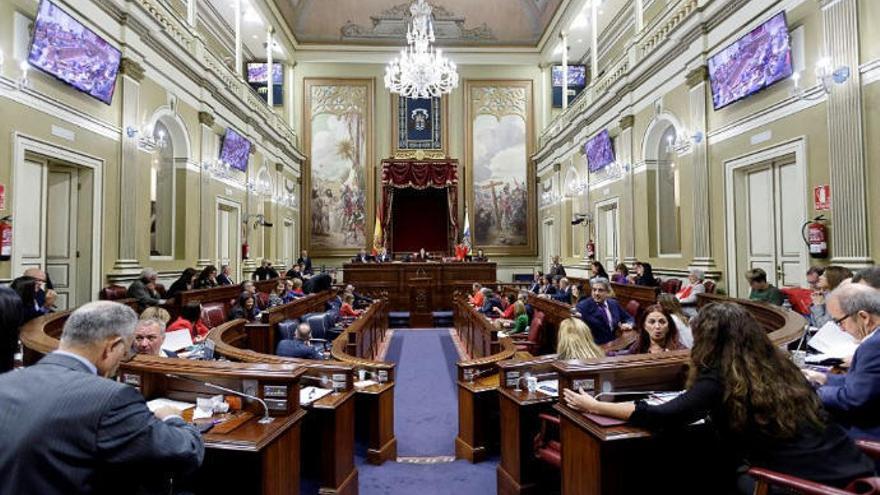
[45,165,79,310]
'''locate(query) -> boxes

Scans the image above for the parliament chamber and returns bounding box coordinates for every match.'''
[2,0,880,494]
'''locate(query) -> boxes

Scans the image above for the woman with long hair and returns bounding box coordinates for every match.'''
[811,265,854,327]
[508,301,530,335]
[229,292,259,322]
[627,303,686,354]
[0,287,24,373]
[195,265,219,290]
[166,268,198,298]
[635,262,660,287]
[167,302,210,342]
[556,317,605,361]
[564,303,875,492]
[612,263,629,285]
[590,261,610,280]
[657,294,693,348]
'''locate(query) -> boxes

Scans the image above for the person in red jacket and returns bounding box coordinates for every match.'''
[339,293,362,318]
[166,302,210,342]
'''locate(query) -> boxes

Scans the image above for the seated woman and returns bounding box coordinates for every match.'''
[612,263,629,285]
[564,303,876,493]
[229,292,259,322]
[810,265,853,327]
[340,293,363,318]
[633,261,660,287]
[625,303,686,354]
[267,280,286,308]
[194,265,218,289]
[166,268,197,298]
[676,268,706,318]
[283,278,305,302]
[657,294,693,348]
[167,303,210,342]
[506,301,530,335]
[469,283,485,307]
[590,261,610,280]
[556,317,605,360]
[494,294,518,319]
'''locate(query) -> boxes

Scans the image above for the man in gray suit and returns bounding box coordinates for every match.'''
[127,267,167,311]
[0,301,204,495]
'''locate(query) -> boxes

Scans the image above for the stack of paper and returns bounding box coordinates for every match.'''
[808,322,858,359]
[146,398,195,413]
[536,380,559,397]
[300,386,332,405]
[162,329,194,352]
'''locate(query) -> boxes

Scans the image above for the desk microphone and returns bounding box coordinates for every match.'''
[165,373,275,424]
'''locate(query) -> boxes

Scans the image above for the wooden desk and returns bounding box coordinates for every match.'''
[119,356,307,495]
[342,262,496,326]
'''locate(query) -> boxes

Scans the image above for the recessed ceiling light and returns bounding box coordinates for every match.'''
[252,35,258,39]
[577,38,584,43]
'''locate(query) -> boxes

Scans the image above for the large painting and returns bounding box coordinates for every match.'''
[304,79,373,255]
[466,80,535,255]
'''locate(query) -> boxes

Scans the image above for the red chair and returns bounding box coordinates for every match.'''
[625,300,641,318]
[200,302,229,329]
[781,287,813,316]
[748,439,880,494]
[511,311,543,353]
[661,278,682,294]
[703,280,716,294]
[99,285,128,301]
[533,413,561,468]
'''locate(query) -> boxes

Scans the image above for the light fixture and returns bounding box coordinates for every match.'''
[665,131,702,155]
[273,190,296,208]
[247,176,272,196]
[19,60,30,88]
[791,56,850,100]
[201,159,235,181]
[384,0,459,99]
[125,125,166,152]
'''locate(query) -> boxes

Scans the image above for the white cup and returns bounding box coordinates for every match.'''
[526,376,538,393]
[358,369,367,382]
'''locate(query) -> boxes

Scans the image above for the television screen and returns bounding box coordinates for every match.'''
[708,12,792,110]
[551,66,587,108]
[27,0,122,105]
[585,130,615,172]
[219,128,251,172]
[246,62,283,85]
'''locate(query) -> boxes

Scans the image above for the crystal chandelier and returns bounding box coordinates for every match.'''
[384,0,459,99]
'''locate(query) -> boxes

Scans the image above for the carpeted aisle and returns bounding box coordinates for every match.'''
[357,328,497,494]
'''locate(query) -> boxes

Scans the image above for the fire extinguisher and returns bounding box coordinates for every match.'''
[241,242,250,260]
[0,216,11,261]
[801,215,828,259]
[586,239,596,260]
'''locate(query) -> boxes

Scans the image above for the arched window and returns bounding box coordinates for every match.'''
[150,122,174,257]
[656,125,681,255]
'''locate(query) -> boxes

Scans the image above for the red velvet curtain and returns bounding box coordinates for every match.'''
[381,159,459,253]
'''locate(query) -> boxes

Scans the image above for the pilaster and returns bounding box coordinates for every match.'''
[113,58,144,274]
[197,111,215,268]
[686,65,716,271]
[821,0,872,268]
[618,115,637,265]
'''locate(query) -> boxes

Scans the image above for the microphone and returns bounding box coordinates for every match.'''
[166,373,275,424]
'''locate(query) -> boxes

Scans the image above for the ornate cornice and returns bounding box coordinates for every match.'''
[119,58,145,81]
[198,111,215,127]
[686,65,709,88]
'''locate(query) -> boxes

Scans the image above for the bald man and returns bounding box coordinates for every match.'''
[23,268,56,311]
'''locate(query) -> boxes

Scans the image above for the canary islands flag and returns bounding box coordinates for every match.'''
[462,206,471,254]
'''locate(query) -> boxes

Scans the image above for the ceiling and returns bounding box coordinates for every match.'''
[274,0,565,47]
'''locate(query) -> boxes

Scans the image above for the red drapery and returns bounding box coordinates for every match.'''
[381,159,459,253]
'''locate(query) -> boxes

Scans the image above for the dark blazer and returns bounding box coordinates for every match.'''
[376,252,392,263]
[820,329,880,440]
[575,297,634,345]
[216,273,234,286]
[166,278,190,298]
[252,266,279,281]
[351,254,374,263]
[127,279,161,310]
[297,257,313,275]
[277,339,324,360]
[552,287,574,304]
[0,353,204,495]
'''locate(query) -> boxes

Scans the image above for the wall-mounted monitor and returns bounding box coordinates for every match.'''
[27,0,122,105]
[219,128,252,172]
[585,129,615,172]
[246,62,283,106]
[708,11,793,110]
[551,65,587,108]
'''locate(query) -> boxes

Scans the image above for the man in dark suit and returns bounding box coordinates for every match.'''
[0,301,204,495]
[303,273,332,294]
[376,247,392,263]
[252,259,279,280]
[351,248,373,263]
[286,263,304,281]
[277,323,325,360]
[216,264,234,286]
[548,255,566,281]
[552,277,574,304]
[804,284,880,440]
[127,268,166,311]
[575,277,634,345]
[297,250,314,275]
[529,271,543,293]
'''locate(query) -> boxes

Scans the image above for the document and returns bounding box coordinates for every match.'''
[146,398,195,413]
[536,380,559,397]
[300,386,332,405]
[354,379,379,390]
[808,322,858,358]
[162,329,194,352]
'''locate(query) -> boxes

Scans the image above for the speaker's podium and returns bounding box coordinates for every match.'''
[409,268,434,327]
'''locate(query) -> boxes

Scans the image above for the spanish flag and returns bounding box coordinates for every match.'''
[372,206,383,255]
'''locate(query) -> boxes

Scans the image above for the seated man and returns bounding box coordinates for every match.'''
[132,318,177,357]
[24,268,57,313]
[345,284,373,309]
[552,277,574,304]
[575,278,634,345]
[803,284,880,440]
[285,264,304,281]
[351,248,373,263]
[746,267,784,306]
[252,260,279,281]
[127,268,167,311]
[376,247,393,263]
[216,264,234,286]
[0,301,204,494]
[471,248,488,262]
[479,289,504,316]
[469,283,485,307]
[277,323,325,360]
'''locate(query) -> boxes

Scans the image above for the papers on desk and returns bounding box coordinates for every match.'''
[354,379,378,390]
[146,398,195,413]
[536,380,559,397]
[300,386,332,405]
[808,322,858,359]
[162,329,193,352]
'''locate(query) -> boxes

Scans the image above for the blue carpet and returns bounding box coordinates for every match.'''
[357,457,497,495]
[386,329,460,457]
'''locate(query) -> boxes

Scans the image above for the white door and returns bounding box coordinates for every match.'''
[217,201,241,283]
[596,201,619,270]
[45,165,79,310]
[736,157,805,297]
[12,157,47,276]
[282,218,295,268]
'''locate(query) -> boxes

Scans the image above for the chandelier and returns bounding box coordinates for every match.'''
[384,0,459,99]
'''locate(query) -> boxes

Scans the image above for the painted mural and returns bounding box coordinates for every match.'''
[306,81,370,253]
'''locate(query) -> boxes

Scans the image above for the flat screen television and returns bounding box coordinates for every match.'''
[585,129,615,172]
[27,0,122,105]
[551,65,587,108]
[246,62,283,106]
[219,128,251,172]
[708,11,793,110]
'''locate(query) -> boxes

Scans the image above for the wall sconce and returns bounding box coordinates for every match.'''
[247,176,272,196]
[201,159,235,181]
[666,132,702,155]
[791,56,850,100]
[126,125,166,152]
[273,191,296,208]
[18,60,30,89]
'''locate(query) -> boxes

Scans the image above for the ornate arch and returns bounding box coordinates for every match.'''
[641,111,685,162]
[145,106,192,160]
[563,164,581,197]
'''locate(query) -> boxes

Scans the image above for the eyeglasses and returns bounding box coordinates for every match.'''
[833,313,853,326]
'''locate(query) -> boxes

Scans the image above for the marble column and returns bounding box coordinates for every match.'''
[113,58,144,274]
[821,0,872,268]
[686,65,717,272]
[618,115,637,264]
[196,111,214,268]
